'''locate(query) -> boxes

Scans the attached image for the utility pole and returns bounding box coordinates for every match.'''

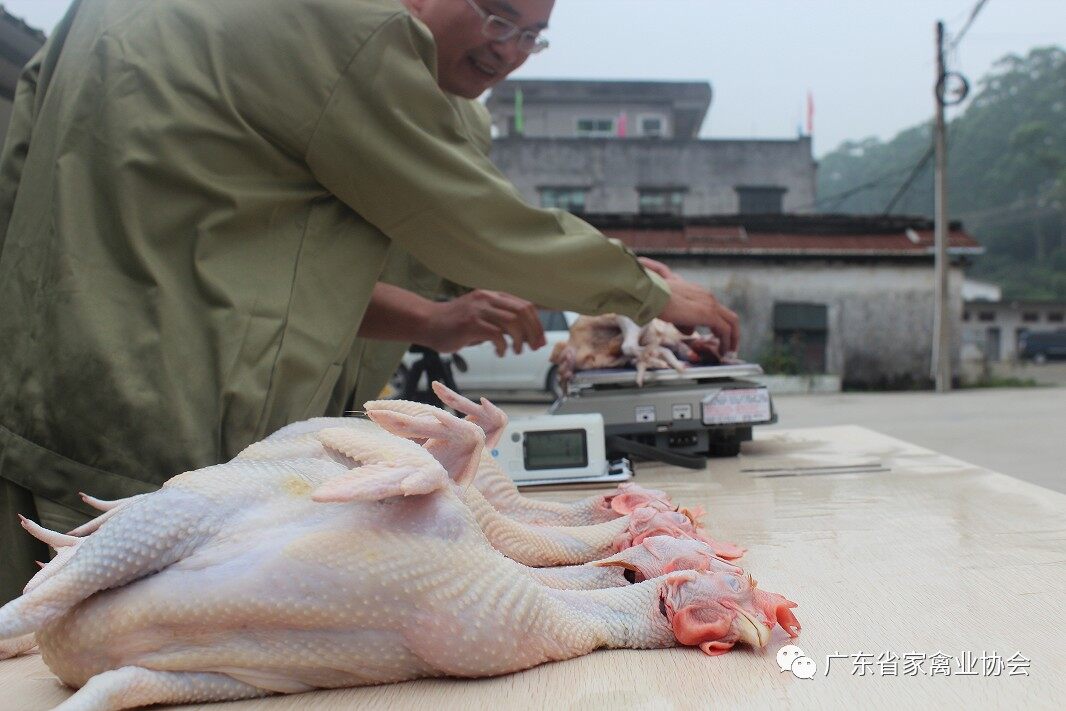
[932,21,952,392]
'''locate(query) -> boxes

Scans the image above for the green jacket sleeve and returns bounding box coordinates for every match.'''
[304,14,669,324]
[0,46,44,256]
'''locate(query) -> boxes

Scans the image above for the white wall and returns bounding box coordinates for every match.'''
[659,258,965,386]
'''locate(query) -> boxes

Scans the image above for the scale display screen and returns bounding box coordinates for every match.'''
[522,429,588,471]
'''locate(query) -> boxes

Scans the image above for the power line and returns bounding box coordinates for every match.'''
[882,143,936,214]
[813,118,980,215]
[811,2,990,217]
[947,0,991,53]
[802,163,918,212]
[805,139,940,214]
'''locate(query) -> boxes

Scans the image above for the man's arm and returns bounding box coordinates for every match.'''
[305,12,745,350]
[305,14,669,325]
[359,283,546,356]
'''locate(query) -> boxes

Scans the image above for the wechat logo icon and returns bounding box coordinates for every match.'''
[777,645,817,679]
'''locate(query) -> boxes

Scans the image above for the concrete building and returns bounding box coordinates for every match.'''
[0,6,44,138]
[961,300,1066,362]
[590,213,982,388]
[481,79,993,388]
[485,80,816,216]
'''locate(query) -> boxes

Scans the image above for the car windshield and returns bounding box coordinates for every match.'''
[538,310,570,332]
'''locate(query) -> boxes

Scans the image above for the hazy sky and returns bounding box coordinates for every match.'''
[7,0,1065,157]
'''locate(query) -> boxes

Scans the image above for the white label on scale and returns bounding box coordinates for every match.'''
[702,389,772,424]
[634,405,656,423]
[671,404,693,420]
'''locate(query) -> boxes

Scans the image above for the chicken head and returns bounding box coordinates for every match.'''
[662,570,800,656]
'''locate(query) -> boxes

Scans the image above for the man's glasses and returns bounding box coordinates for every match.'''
[464,0,550,55]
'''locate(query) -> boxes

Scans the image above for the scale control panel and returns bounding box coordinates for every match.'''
[493,413,610,483]
[621,387,773,427]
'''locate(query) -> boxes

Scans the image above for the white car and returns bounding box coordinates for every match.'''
[396,310,578,400]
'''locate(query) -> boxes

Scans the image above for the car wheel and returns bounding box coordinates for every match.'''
[546,365,565,400]
[1034,353,1047,364]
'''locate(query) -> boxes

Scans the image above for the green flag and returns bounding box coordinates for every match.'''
[514,88,524,135]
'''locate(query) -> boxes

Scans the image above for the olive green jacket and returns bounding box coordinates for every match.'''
[0,0,669,509]
[335,99,493,414]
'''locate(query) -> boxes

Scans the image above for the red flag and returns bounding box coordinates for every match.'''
[617,112,628,138]
[806,91,814,136]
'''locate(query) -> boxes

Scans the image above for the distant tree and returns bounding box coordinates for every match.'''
[817,46,1066,300]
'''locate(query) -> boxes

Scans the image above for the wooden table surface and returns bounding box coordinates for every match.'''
[4,426,1064,710]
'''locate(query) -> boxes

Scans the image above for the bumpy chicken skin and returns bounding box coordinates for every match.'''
[0,403,798,711]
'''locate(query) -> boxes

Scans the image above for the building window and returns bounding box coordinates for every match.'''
[1049,312,1064,323]
[772,302,828,374]
[539,187,587,214]
[736,186,787,214]
[978,311,995,322]
[638,189,685,216]
[1022,312,1039,322]
[576,118,615,138]
[640,116,665,138]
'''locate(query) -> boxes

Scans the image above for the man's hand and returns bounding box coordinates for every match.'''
[637,256,677,280]
[359,283,545,356]
[654,271,741,354]
[424,290,546,356]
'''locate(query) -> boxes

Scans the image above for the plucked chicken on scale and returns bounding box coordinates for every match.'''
[551,314,741,389]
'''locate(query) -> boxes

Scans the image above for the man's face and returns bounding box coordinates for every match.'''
[408,0,555,98]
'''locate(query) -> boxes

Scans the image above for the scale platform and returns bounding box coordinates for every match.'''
[549,363,776,466]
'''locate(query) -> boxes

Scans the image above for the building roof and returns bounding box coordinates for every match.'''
[0,5,46,100]
[583,213,983,258]
[487,79,713,139]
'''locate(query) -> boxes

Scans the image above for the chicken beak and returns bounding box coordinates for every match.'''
[734,608,771,649]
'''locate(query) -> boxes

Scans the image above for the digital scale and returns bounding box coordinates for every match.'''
[549,363,776,469]
[493,364,777,485]
[492,413,633,487]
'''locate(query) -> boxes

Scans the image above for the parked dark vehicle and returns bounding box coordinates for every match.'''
[1018,330,1066,363]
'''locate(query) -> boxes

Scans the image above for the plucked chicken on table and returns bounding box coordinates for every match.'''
[430,381,675,526]
[238,383,746,564]
[239,414,740,567]
[243,389,746,591]
[0,393,799,711]
[251,381,675,527]
[361,385,746,561]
